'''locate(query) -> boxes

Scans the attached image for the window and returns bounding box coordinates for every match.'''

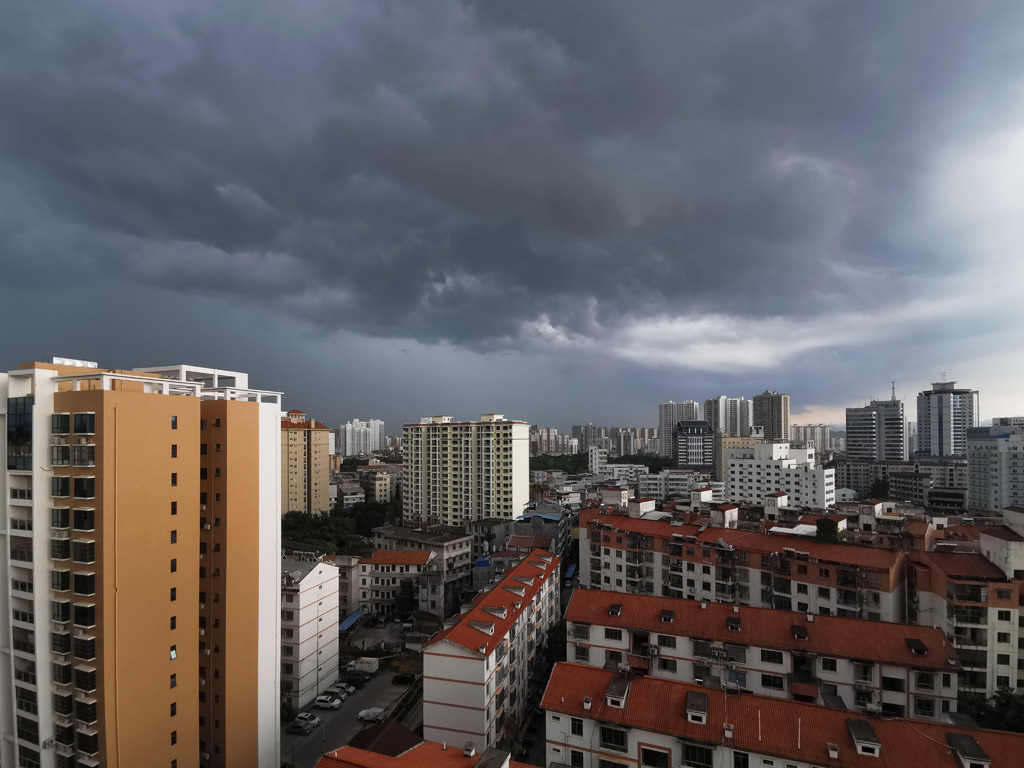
[170,674,177,689]
[170,559,177,573]
[569,751,583,768]
[171,416,178,430]
[170,588,177,602]
[882,677,905,693]
[657,634,677,648]
[819,568,830,578]
[170,501,177,516]
[821,658,837,673]
[171,730,177,745]
[998,610,1011,622]
[74,413,95,434]
[760,649,783,665]
[599,727,628,752]
[997,589,1012,600]
[52,570,70,592]
[170,645,177,660]
[73,508,95,530]
[643,747,672,768]
[171,444,177,458]
[170,616,176,630]
[914,697,936,718]
[574,646,589,662]
[73,573,95,595]
[761,674,784,690]
[796,583,808,594]
[171,702,177,717]
[599,761,629,768]
[52,414,71,434]
[604,628,622,641]
[170,530,177,544]
[51,507,70,528]
[734,753,750,768]
[571,717,583,737]
[73,604,95,627]
[171,473,177,487]
[659,658,678,673]
[51,477,70,498]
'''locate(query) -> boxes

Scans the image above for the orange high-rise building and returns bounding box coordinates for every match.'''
[1,359,281,768]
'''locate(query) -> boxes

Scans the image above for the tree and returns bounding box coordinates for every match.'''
[530,454,589,474]
[866,478,890,500]
[395,578,418,614]
[958,688,1024,733]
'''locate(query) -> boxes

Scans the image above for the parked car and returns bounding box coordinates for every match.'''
[344,673,369,689]
[338,683,357,696]
[323,685,348,700]
[314,695,343,710]
[358,707,386,723]
[391,673,416,685]
[286,713,321,734]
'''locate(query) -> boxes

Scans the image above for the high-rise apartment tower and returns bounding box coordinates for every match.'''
[658,402,700,457]
[752,390,790,441]
[846,396,907,461]
[1,359,282,768]
[917,381,979,457]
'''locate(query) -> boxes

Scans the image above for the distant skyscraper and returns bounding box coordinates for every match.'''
[752,390,790,441]
[917,381,979,457]
[673,420,715,470]
[846,397,906,461]
[790,424,831,449]
[704,396,751,437]
[338,418,384,456]
[658,401,700,457]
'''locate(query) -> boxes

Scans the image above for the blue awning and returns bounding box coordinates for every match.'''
[338,610,366,632]
[475,557,491,567]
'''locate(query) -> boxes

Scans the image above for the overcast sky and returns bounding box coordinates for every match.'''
[2,1,1023,432]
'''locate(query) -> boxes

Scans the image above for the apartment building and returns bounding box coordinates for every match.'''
[1,359,281,768]
[542,662,1022,768]
[403,414,529,527]
[281,556,340,709]
[917,381,979,457]
[846,397,907,461]
[565,590,959,719]
[281,410,330,514]
[711,433,761,482]
[703,396,751,437]
[725,442,836,508]
[355,549,438,615]
[373,525,474,616]
[579,508,906,621]
[323,554,360,617]
[637,470,716,501]
[337,419,384,457]
[790,424,831,449]
[658,401,700,458]
[423,550,561,751]
[835,456,967,497]
[673,421,714,471]
[752,390,790,441]
[967,424,1024,514]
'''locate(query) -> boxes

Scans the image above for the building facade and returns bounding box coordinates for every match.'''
[423,550,561,751]
[752,390,790,441]
[337,419,384,457]
[725,442,836,508]
[565,590,959,718]
[372,525,475,616]
[282,410,330,514]
[703,397,751,437]
[789,424,831,450]
[542,663,1023,768]
[846,398,907,462]
[1,359,281,768]
[917,381,979,457]
[967,424,1024,514]
[281,557,340,710]
[673,421,714,471]
[402,414,529,527]
[355,549,438,615]
[658,402,700,457]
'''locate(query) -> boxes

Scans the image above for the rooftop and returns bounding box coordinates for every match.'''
[361,549,434,566]
[374,524,473,545]
[917,552,1009,581]
[281,555,334,583]
[426,550,560,657]
[317,742,537,768]
[566,591,959,671]
[582,508,901,571]
[506,535,553,550]
[543,663,1023,768]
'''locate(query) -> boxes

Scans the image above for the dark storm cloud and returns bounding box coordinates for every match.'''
[2,0,1023,388]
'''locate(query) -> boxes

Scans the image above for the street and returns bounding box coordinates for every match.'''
[282,673,415,768]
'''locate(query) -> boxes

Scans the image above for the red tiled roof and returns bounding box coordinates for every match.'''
[916,551,1008,581]
[566,590,959,671]
[581,509,901,571]
[632,497,656,503]
[317,742,513,768]
[287,409,305,414]
[360,549,433,566]
[542,663,1024,768]
[506,535,553,550]
[281,419,330,430]
[426,550,560,657]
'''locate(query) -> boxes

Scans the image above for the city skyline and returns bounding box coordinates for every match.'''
[3,2,1024,437]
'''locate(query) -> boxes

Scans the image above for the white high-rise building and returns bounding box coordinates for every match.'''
[967,424,1024,513]
[725,442,836,508]
[917,381,978,457]
[846,397,906,461]
[403,414,529,526]
[338,418,384,457]
[704,396,752,436]
[658,401,700,457]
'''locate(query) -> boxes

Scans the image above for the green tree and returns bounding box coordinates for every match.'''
[395,579,418,614]
[959,688,1024,733]
[530,454,589,474]
[866,478,890,500]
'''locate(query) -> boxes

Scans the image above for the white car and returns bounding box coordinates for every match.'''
[358,707,386,723]
[314,695,343,710]
[323,685,348,700]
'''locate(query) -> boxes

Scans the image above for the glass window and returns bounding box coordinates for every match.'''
[73,413,95,434]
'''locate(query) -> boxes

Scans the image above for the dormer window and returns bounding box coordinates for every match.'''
[727,617,741,632]
[906,638,928,655]
[846,719,881,758]
[791,625,808,641]
[660,610,674,623]
[946,733,990,768]
[609,604,623,617]
[685,691,709,725]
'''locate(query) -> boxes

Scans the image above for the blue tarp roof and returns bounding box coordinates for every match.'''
[338,610,366,632]
[475,557,490,567]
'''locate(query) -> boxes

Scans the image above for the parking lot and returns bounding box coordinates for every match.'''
[282,671,418,768]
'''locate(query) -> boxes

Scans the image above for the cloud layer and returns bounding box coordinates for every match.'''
[3,1,1024,426]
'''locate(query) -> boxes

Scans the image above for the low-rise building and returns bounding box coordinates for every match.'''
[324,554,361,617]
[281,556,340,709]
[317,742,533,768]
[726,442,836,508]
[565,590,959,719]
[373,524,475,615]
[542,662,1023,768]
[423,550,561,751]
[356,549,439,615]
